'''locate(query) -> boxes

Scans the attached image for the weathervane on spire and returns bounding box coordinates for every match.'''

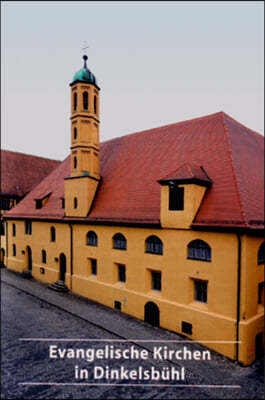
[81,41,89,68]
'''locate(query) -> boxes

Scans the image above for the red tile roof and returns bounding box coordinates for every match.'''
[6,112,264,230]
[1,150,61,198]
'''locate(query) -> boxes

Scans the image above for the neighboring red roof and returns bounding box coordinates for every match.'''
[6,112,264,230]
[1,150,61,198]
[158,163,212,185]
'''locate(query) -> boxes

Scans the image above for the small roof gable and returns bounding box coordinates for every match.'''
[158,163,212,187]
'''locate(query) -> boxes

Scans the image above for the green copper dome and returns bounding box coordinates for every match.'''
[71,55,98,86]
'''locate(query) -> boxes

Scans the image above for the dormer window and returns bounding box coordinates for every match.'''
[169,186,184,211]
[74,197,78,209]
[35,193,51,209]
[36,199,42,209]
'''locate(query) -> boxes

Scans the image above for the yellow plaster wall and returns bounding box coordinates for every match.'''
[5,218,264,364]
[72,224,239,359]
[238,234,264,364]
[6,220,71,286]
[0,231,6,265]
[240,235,264,320]
[64,177,99,217]
[161,185,207,229]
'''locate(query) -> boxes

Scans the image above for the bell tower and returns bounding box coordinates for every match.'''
[64,55,101,217]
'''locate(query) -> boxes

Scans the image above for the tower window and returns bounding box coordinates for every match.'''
[94,95,97,114]
[50,227,56,242]
[73,92,77,111]
[146,235,163,255]
[12,223,16,237]
[258,242,264,265]
[12,244,16,257]
[74,197,78,209]
[73,127,78,140]
[83,91,88,110]
[86,231,98,246]
[113,233,127,250]
[73,156,77,169]
[61,198,65,209]
[42,250,47,264]
[188,239,211,262]
[194,280,208,303]
[258,282,264,306]
[151,271,162,291]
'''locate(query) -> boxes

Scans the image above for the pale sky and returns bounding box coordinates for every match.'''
[2,1,264,161]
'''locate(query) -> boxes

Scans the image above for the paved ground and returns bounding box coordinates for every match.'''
[1,267,264,400]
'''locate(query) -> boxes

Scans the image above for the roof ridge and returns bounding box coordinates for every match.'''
[221,113,248,226]
[100,111,225,145]
[222,112,263,137]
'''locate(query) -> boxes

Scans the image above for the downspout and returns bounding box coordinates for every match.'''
[69,223,73,291]
[6,220,9,263]
[236,234,242,362]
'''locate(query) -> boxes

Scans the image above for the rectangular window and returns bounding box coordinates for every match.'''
[182,321,192,335]
[0,220,5,236]
[151,271,162,291]
[91,259,97,276]
[118,264,126,283]
[0,199,11,210]
[12,223,16,237]
[194,280,208,303]
[114,301,121,310]
[61,198,65,209]
[169,186,184,211]
[12,244,16,257]
[258,282,264,306]
[25,220,32,235]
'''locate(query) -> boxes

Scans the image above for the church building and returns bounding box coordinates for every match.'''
[4,56,264,366]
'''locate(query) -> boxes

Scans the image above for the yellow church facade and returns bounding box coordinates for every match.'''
[4,56,264,366]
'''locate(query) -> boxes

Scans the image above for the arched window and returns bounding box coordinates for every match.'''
[73,127,78,140]
[83,91,88,110]
[146,235,163,255]
[50,227,56,242]
[12,244,16,257]
[94,95,97,114]
[42,250,47,264]
[86,231,98,246]
[258,242,265,265]
[188,239,211,262]
[113,233,127,250]
[73,92,77,111]
[74,197,78,209]
[73,156,77,169]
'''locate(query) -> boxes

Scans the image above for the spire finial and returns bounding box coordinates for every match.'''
[81,41,89,68]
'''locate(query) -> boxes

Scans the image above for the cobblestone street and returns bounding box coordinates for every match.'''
[1,268,264,399]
